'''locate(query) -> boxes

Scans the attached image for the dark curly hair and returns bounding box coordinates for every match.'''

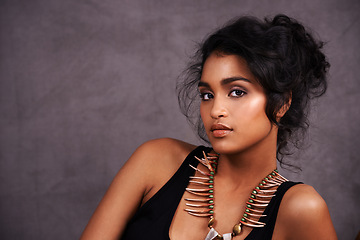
[177,14,330,167]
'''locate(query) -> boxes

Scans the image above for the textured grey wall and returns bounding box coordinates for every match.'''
[0,0,359,239]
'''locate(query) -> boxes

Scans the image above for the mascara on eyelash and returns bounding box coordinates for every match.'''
[229,89,246,97]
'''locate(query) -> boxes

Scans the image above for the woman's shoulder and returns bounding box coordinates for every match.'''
[132,138,197,167]
[274,183,337,239]
[129,138,198,203]
[279,184,328,219]
[80,138,197,239]
[120,137,198,188]
[282,183,325,209]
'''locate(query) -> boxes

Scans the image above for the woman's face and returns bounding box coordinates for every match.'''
[199,52,277,155]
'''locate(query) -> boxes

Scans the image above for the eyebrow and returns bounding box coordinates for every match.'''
[198,77,252,87]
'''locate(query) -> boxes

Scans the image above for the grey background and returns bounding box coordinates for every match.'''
[0,0,359,239]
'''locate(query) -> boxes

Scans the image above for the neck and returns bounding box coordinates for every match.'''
[217,155,277,186]
[214,135,278,186]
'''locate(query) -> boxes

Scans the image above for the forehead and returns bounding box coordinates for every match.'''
[201,52,256,83]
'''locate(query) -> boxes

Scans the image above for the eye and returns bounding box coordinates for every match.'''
[229,89,246,97]
[200,92,214,101]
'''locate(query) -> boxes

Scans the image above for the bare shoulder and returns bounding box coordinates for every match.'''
[135,138,196,157]
[124,138,196,184]
[281,184,326,214]
[274,183,337,239]
[80,138,196,240]
[130,138,196,170]
[130,138,197,203]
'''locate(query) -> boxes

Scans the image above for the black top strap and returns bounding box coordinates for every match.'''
[245,181,302,239]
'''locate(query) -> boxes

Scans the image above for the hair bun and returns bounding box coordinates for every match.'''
[269,14,329,98]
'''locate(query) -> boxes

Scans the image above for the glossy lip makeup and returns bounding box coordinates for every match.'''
[210,123,233,138]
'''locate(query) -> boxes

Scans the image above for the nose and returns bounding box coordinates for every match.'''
[210,98,228,119]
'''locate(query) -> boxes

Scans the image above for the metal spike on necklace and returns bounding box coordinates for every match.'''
[185,151,288,240]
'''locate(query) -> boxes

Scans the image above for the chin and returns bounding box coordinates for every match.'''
[209,138,241,155]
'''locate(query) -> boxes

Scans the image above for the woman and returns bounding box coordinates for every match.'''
[81,14,337,239]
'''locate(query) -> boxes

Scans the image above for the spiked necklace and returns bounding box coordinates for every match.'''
[185,151,288,240]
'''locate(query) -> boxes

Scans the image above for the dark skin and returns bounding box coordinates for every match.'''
[81,53,337,240]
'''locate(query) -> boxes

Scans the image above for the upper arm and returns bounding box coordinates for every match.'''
[273,184,337,240]
[80,138,194,240]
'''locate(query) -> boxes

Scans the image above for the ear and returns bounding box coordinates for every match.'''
[276,92,292,119]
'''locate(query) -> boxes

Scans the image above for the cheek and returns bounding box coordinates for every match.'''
[233,96,267,118]
[246,98,267,117]
[200,104,209,125]
[231,97,271,133]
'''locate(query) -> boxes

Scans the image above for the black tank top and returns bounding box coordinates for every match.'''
[121,146,301,240]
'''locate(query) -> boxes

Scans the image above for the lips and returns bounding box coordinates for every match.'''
[210,123,233,138]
